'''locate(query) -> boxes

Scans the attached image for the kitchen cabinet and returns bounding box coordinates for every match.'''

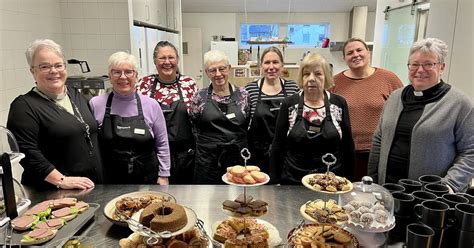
[132,0,179,30]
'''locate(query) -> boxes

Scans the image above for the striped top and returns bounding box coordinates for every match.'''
[245,78,299,118]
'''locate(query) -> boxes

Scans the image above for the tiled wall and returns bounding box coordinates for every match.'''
[0,0,131,126]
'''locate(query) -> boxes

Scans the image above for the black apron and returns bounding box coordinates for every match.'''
[281,92,342,184]
[150,75,195,184]
[247,78,287,173]
[194,85,248,184]
[99,92,159,184]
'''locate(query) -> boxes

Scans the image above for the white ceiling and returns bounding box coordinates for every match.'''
[181,0,378,13]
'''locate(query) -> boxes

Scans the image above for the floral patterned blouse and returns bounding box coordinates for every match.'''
[190,85,250,122]
[137,74,198,111]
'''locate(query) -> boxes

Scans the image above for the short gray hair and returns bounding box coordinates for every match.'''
[107,51,139,72]
[203,50,229,69]
[25,39,65,67]
[409,38,448,64]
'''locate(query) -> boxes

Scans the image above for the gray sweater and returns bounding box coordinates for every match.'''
[368,85,474,192]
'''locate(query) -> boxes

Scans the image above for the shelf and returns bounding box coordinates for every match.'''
[247,41,293,45]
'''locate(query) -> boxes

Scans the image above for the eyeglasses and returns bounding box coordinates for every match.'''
[33,63,66,73]
[157,56,176,62]
[207,66,229,75]
[407,62,439,71]
[110,69,136,78]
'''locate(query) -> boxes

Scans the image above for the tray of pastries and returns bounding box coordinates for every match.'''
[120,226,209,248]
[222,193,268,217]
[288,223,359,248]
[222,165,270,186]
[302,172,353,194]
[342,200,395,232]
[103,191,176,226]
[300,199,348,225]
[212,217,282,247]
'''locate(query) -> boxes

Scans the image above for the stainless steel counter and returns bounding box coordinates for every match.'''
[1,184,401,247]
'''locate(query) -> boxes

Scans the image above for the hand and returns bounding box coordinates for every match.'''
[59,176,95,190]
[157,177,169,185]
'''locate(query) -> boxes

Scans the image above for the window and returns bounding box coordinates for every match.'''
[287,23,330,48]
[240,23,279,47]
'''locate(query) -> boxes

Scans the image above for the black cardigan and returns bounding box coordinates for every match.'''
[7,86,103,189]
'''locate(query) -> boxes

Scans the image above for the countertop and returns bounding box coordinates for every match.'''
[1,185,401,247]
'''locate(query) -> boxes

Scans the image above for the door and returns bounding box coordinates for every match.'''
[131,26,147,77]
[182,27,204,88]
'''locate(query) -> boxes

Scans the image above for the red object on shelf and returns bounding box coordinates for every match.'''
[322,38,330,48]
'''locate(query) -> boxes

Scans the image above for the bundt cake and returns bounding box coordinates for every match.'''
[139,202,188,232]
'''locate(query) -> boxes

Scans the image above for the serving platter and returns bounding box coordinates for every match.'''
[302,173,353,194]
[211,218,282,247]
[221,173,270,187]
[103,191,176,227]
[0,203,99,246]
[129,206,197,237]
[299,202,348,226]
[287,223,359,248]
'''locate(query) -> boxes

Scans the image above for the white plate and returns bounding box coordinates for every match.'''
[103,191,176,227]
[211,218,282,247]
[301,174,353,194]
[344,215,396,233]
[299,202,347,225]
[129,206,197,237]
[221,173,270,186]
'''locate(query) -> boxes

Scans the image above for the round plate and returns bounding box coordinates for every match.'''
[288,223,359,248]
[301,173,353,194]
[345,215,396,233]
[212,218,282,247]
[299,203,347,225]
[221,173,270,186]
[103,191,176,227]
[129,206,197,237]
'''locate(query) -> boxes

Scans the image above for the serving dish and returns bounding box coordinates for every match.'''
[103,191,176,227]
[302,173,353,194]
[221,173,269,186]
[129,206,197,238]
[211,218,282,247]
[299,200,348,225]
[288,223,359,248]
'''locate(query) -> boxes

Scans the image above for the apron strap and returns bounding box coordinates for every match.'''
[257,78,287,101]
[297,91,331,121]
[207,83,234,102]
[105,92,114,117]
[150,74,183,101]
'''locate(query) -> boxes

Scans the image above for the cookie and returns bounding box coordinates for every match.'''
[334,231,352,244]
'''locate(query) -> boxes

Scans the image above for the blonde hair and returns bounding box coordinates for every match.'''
[25,39,65,67]
[297,53,334,89]
[107,51,139,73]
[203,50,229,69]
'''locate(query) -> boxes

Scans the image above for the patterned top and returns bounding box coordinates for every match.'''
[137,74,198,111]
[285,94,343,139]
[190,85,250,122]
[245,78,299,118]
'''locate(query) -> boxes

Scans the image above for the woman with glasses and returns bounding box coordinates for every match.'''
[190,50,250,184]
[245,46,299,174]
[137,41,198,184]
[368,38,474,193]
[7,39,102,189]
[270,53,354,184]
[331,38,403,181]
[89,51,170,185]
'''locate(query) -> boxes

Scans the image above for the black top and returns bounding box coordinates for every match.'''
[7,86,103,189]
[386,81,451,183]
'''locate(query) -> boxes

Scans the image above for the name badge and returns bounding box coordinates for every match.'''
[226,113,236,119]
[134,128,146,135]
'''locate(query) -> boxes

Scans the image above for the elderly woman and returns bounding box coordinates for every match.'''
[89,51,170,185]
[368,38,474,192]
[137,41,198,184]
[7,39,102,190]
[245,46,299,173]
[331,38,403,181]
[270,53,354,184]
[190,50,250,184]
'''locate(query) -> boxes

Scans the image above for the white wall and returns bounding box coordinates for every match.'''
[182,11,375,76]
[0,0,131,126]
[373,0,473,98]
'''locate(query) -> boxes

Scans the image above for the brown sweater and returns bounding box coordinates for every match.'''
[332,68,403,151]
